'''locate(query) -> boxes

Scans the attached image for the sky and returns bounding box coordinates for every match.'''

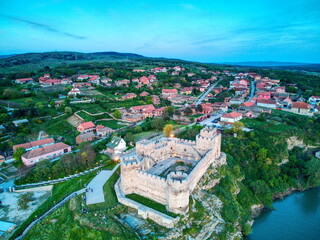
[0,0,319,63]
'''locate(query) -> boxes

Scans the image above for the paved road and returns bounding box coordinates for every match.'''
[86,164,120,205]
[195,80,221,105]
[248,80,256,101]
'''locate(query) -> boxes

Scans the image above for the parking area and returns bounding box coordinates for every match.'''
[199,112,223,127]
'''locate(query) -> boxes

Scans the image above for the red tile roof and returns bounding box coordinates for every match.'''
[241,101,255,107]
[78,121,95,129]
[22,142,70,159]
[256,99,277,104]
[292,102,310,109]
[222,111,243,119]
[162,89,178,94]
[13,138,54,151]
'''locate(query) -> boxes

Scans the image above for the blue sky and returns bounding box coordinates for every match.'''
[0,0,319,63]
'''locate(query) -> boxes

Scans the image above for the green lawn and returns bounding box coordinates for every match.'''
[74,103,106,114]
[95,120,126,129]
[241,118,295,134]
[126,193,178,218]
[133,131,158,141]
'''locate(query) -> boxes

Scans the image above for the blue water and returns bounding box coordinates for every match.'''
[249,187,320,240]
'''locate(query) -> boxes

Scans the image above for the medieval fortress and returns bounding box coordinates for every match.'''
[115,126,226,226]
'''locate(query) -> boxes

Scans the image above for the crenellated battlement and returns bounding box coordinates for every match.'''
[118,126,224,216]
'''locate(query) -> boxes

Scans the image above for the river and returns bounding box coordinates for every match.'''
[248,186,320,240]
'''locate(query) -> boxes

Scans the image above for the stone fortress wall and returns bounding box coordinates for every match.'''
[119,126,226,216]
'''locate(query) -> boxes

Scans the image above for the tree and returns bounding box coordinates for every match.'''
[163,124,174,137]
[305,158,320,185]
[112,110,122,119]
[13,147,26,167]
[195,104,203,113]
[65,107,72,114]
[151,118,165,130]
[35,102,44,110]
[134,126,142,133]
[164,106,174,117]
[124,132,134,143]
[231,121,244,134]
[184,107,193,115]
[49,101,55,108]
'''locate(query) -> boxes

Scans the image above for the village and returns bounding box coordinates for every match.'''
[0,61,320,239]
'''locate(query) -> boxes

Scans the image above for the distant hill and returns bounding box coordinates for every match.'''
[90,51,145,58]
[0,54,17,59]
[221,61,316,67]
[0,51,148,69]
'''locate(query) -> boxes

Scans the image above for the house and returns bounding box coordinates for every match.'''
[73,82,91,88]
[122,93,137,100]
[172,71,180,76]
[243,111,258,118]
[153,67,167,73]
[212,102,228,112]
[21,142,71,166]
[96,125,113,138]
[181,87,193,95]
[152,95,160,105]
[40,79,62,87]
[241,101,255,107]
[220,111,243,124]
[256,99,277,109]
[291,102,312,116]
[77,121,95,133]
[106,136,126,155]
[257,91,271,99]
[274,87,286,94]
[12,119,28,127]
[140,91,150,97]
[139,76,150,85]
[162,89,178,97]
[76,132,95,144]
[125,114,145,122]
[15,78,34,84]
[68,88,82,96]
[13,138,55,151]
[201,103,213,114]
[61,78,72,84]
[116,79,130,86]
[133,69,145,72]
[174,66,182,71]
[229,97,244,105]
[308,96,320,105]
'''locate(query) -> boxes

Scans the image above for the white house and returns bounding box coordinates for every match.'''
[256,99,277,109]
[308,96,320,105]
[220,111,243,124]
[106,136,127,156]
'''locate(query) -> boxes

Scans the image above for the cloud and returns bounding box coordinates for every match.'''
[1,15,86,40]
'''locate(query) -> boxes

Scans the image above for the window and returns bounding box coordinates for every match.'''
[64,148,68,153]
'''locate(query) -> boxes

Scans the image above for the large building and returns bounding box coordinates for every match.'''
[117,126,226,220]
[21,142,71,166]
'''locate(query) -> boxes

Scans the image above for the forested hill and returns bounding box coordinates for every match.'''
[0,51,148,68]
